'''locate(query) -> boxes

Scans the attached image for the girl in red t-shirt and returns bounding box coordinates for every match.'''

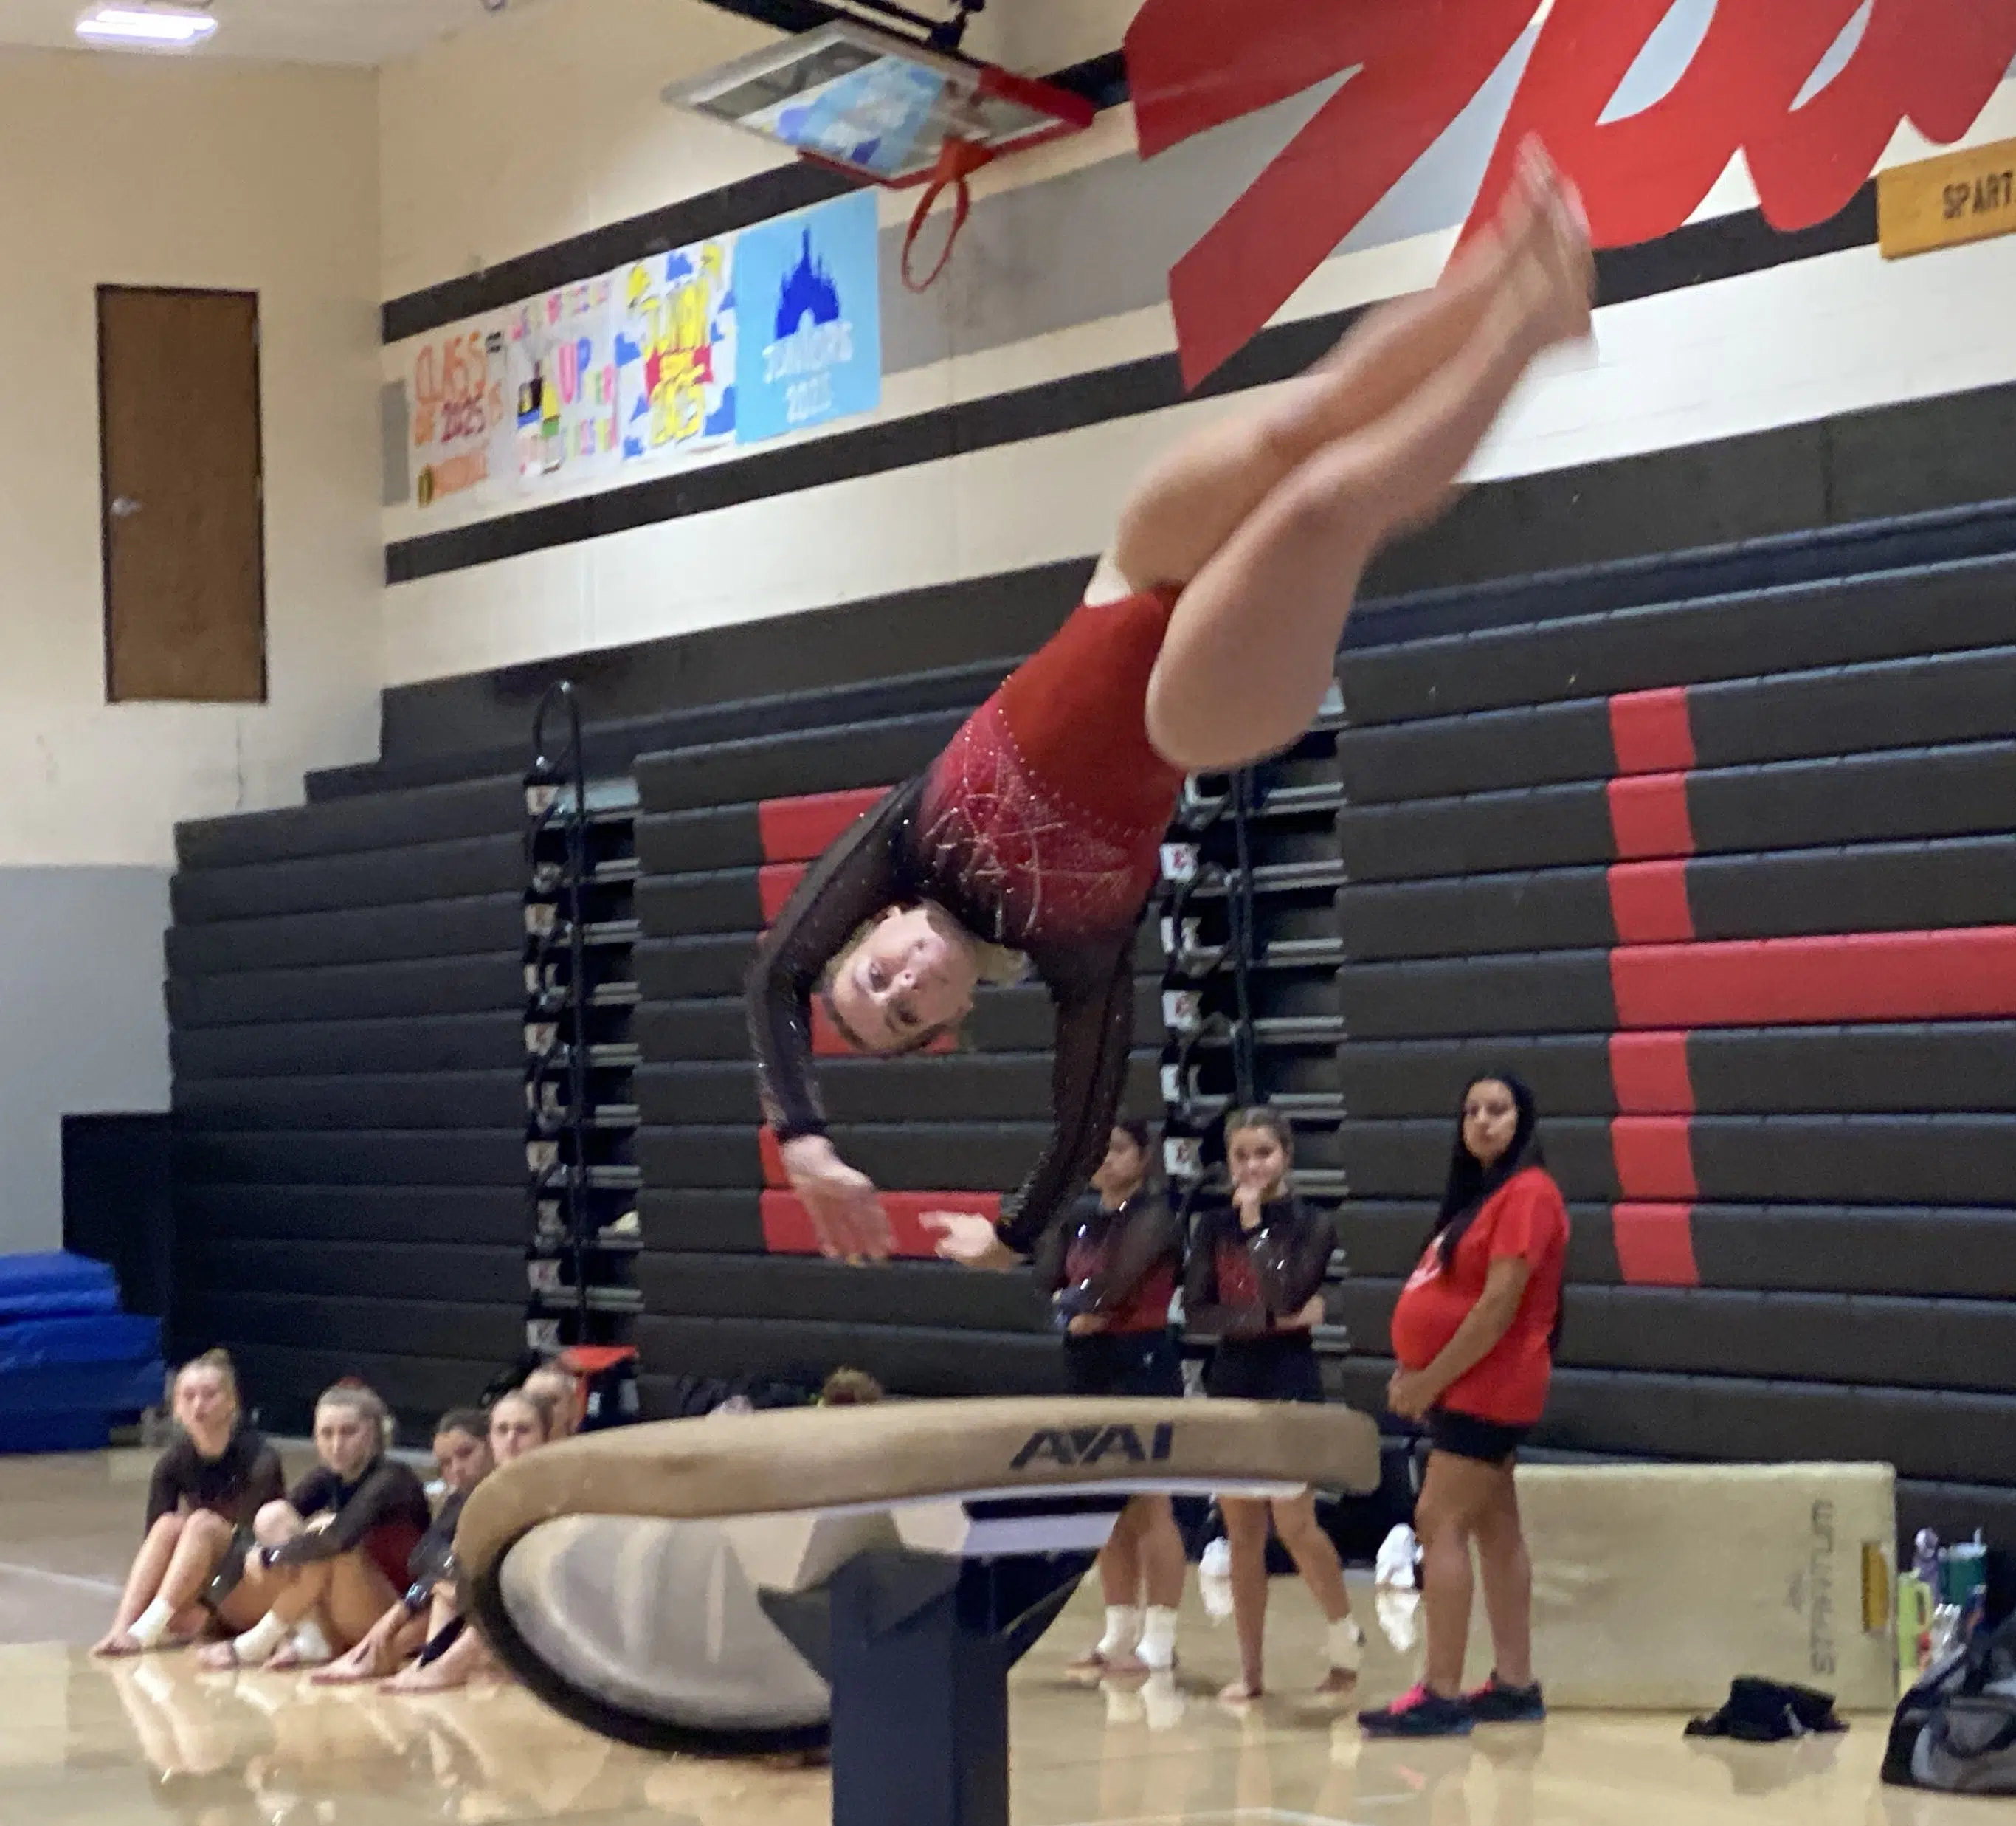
[1360,1072,1567,1740]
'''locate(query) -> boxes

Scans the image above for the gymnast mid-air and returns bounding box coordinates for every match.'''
[747,142,1595,1268]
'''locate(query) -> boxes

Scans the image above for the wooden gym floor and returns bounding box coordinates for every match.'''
[0,1449,1953,1825]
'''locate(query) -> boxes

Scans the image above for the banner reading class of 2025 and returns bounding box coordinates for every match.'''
[400,191,883,515]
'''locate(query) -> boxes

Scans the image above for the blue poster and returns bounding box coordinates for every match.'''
[735,190,882,445]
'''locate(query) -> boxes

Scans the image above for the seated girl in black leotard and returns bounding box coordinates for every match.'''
[198,1382,431,1671]
[310,1408,494,1686]
[1186,1108,1362,1705]
[1036,1119,1192,1681]
[94,1350,285,1656]
[384,1388,553,1694]
[748,145,1594,1271]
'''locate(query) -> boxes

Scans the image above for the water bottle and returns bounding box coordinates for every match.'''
[1914,1527,1941,1594]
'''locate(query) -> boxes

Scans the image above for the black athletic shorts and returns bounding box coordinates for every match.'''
[1063,1329,1184,1399]
[1427,1408,1530,1466]
[1203,1331,1323,1405]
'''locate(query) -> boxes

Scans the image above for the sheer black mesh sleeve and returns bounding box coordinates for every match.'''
[144,1443,190,1532]
[996,938,1137,1257]
[244,1443,287,1520]
[744,782,922,1143]
[267,1461,429,1568]
[1081,1196,1181,1315]
[1254,1197,1334,1317]
[1181,1205,1267,1340]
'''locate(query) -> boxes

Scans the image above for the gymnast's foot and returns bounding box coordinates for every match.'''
[1218,1676,1263,1707]
[1066,1644,1145,1682]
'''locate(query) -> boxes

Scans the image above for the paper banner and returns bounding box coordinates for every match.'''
[615,236,739,465]
[735,189,882,445]
[505,275,620,492]
[407,317,511,510]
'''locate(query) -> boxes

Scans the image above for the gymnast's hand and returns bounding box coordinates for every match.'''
[780,1135,893,1262]
[922,1211,1020,1272]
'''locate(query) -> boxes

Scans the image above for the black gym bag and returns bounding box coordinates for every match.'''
[1885,1609,2016,1794]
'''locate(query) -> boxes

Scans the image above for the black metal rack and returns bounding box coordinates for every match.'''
[1156,768,1261,1185]
[522,683,643,1360]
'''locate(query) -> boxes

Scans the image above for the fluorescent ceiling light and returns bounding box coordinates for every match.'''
[75,4,218,50]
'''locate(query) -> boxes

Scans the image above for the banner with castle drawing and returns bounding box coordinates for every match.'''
[733,189,883,446]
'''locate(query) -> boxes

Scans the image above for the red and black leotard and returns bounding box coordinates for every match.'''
[748,590,1187,1253]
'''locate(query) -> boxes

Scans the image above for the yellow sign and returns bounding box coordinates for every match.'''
[1879,137,2016,258]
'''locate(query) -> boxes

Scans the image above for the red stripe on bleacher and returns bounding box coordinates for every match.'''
[1611,926,2016,1027]
[760,1188,1004,1257]
[1608,687,1694,774]
[1612,1202,1700,1286]
[1606,859,1694,944]
[1610,1116,1697,1200]
[759,788,890,864]
[1607,1032,1693,1114]
[759,861,808,923]
[1606,772,1694,860]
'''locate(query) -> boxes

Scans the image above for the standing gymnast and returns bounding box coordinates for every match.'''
[1187,1108,1361,1703]
[748,143,1594,1267]
[1037,1118,1190,1679]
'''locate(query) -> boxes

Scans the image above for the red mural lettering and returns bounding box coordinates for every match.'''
[1125,0,2016,386]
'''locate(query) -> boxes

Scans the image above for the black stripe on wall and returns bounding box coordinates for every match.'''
[386,186,1879,585]
[362,386,2016,775]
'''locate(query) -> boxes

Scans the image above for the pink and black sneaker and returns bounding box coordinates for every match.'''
[1464,1674,1547,1723]
[1359,1684,1474,1737]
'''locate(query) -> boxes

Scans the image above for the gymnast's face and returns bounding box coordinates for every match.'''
[1091,1128,1149,1202]
[173,1366,235,1449]
[829,904,978,1052]
[315,1403,377,1481]
[489,1396,548,1464]
[1226,1124,1290,1199]
[433,1427,492,1495]
[1463,1078,1520,1168]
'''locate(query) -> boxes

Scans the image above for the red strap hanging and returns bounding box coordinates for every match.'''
[902,135,994,292]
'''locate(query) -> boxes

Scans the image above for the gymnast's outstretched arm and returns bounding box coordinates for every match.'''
[996,942,1137,1256]
[928,940,1136,1268]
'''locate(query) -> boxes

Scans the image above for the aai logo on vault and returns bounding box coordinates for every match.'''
[735,190,883,446]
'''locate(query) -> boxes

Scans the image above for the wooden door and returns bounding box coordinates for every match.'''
[99,287,266,702]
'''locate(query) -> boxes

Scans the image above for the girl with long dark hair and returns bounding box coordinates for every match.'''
[1039,1117,1190,1678]
[1359,1071,1569,1738]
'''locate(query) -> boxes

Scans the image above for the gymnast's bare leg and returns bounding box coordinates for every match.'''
[1116,139,1594,774]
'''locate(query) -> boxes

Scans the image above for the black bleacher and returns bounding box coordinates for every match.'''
[168,493,2016,1546]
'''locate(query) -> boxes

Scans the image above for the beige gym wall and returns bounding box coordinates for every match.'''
[0,46,382,1248]
[0,46,384,867]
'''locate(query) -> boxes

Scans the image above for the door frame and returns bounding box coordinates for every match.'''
[96,283,270,703]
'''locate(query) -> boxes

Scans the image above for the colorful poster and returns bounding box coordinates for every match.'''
[407,318,511,509]
[615,237,737,464]
[734,190,882,445]
[504,275,620,491]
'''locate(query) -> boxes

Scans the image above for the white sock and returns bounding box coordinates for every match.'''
[289,1619,334,1666]
[231,1611,290,1666]
[126,1596,177,1649]
[1328,1614,1364,1672]
[1097,1605,1142,1659]
[1138,1605,1179,1670]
